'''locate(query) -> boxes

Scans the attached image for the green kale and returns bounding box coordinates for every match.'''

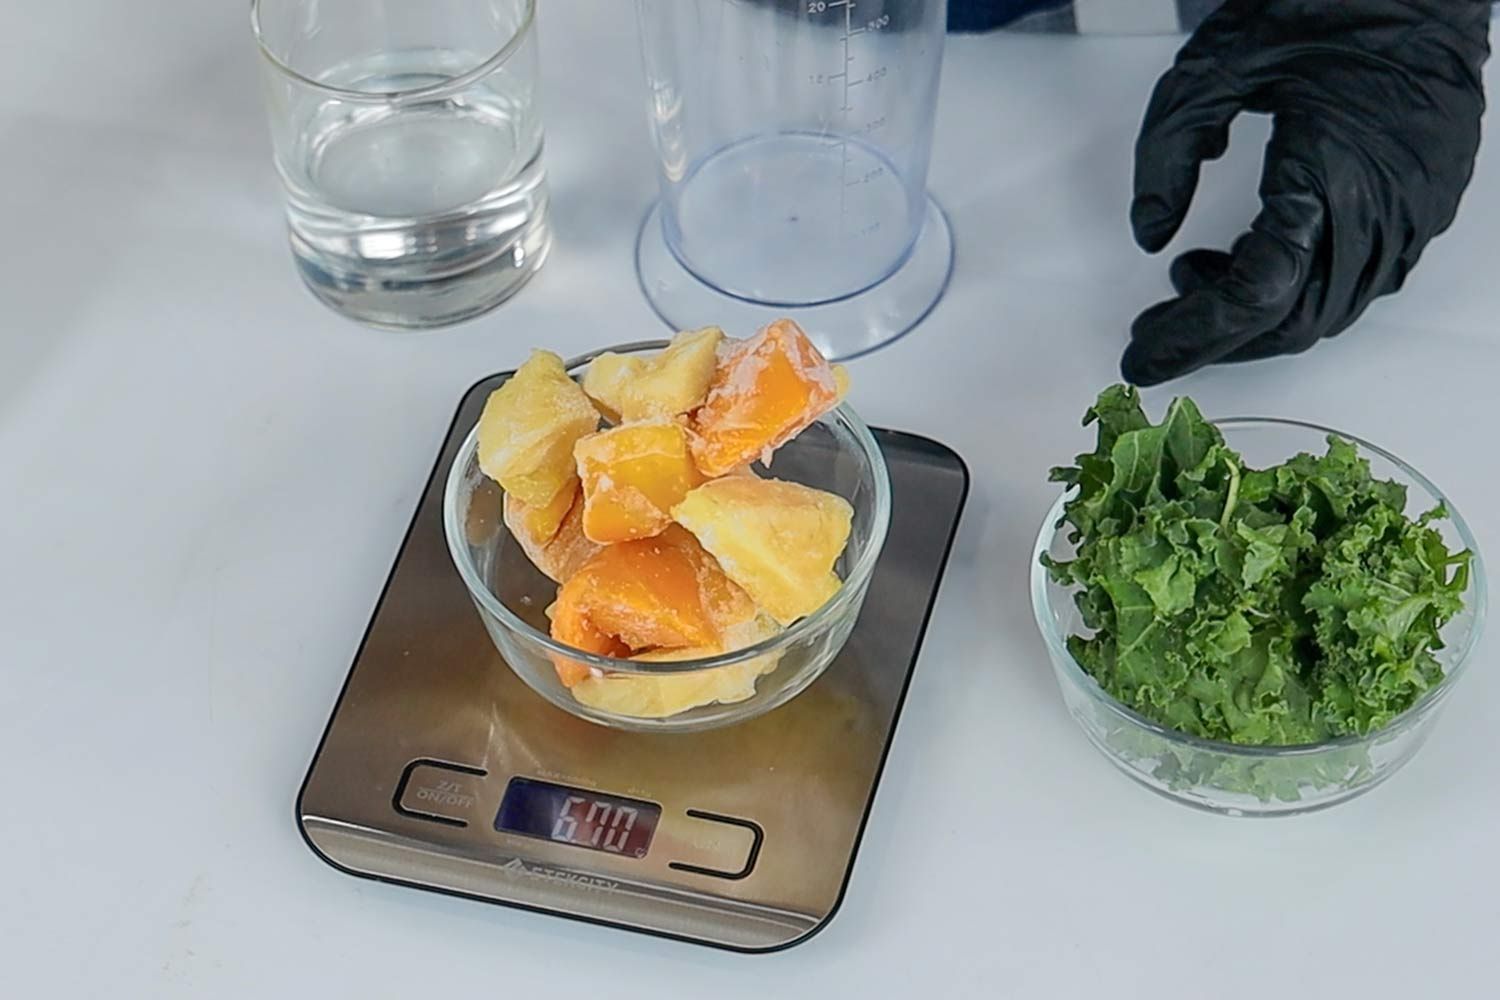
[1045,386,1470,747]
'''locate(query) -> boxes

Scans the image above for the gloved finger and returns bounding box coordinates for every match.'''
[1121,230,1307,385]
[1220,269,1329,363]
[1218,118,1340,363]
[1122,116,1329,385]
[1131,65,1245,253]
[1169,248,1234,296]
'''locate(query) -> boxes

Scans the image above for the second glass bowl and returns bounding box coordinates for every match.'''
[445,343,893,733]
[1032,418,1486,816]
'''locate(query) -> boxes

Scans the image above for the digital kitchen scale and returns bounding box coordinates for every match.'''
[298,372,968,952]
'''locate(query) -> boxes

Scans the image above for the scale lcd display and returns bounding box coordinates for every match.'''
[495,777,660,859]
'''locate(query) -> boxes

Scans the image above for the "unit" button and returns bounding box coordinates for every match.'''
[669,810,763,880]
[394,759,487,827]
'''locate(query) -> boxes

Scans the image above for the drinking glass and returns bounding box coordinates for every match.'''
[253,0,551,328]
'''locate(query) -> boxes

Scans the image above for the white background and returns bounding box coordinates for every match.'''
[2,2,1497,997]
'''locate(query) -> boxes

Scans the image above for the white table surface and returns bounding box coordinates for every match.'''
[3,3,1497,997]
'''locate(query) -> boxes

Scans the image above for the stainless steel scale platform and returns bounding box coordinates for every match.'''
[298,372,968,952]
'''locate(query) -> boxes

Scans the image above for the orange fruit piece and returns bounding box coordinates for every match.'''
[574,420,705,543]
[688,319,848,477]
[569,527,720,650]
[548,526,754,658]
[549,593,629,688]
[504,484,602,584]
[672,476,853,625]
[477,350,600,506]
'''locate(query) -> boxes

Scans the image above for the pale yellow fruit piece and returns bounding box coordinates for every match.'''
[621,327,723,421]
[580,352,641,423]
[505,479,577,545]
[503,485,602,584]
[582,328,723,424]
[672,477,853,626]
[477,351,599,506]
[570,663,761,718]
[571,615,782,719]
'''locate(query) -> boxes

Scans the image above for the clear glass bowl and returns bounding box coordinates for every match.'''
[444,343,892,733]
[1031,418,1487,817]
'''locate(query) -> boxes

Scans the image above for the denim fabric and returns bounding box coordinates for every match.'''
[949,0,1216,32]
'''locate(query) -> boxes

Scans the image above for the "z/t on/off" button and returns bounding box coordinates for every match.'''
[393,759,487,828]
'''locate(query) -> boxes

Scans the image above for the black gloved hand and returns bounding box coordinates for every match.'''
[1124,0,1491,386]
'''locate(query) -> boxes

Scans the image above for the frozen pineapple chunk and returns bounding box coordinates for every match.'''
[580,352,638,424]
[570,661,762,718]
[689,320,847,477]
[571,615,782,718]
[574,420,705,543]
[477,351,599,506]
[505,479,576,546]
[672,477,853,625]
[621,327,723,420]
[582,327,724,423]
[833,364,851,400]
[504,484,602,584]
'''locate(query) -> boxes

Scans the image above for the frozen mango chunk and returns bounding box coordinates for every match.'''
[504,485,602,584]
[549,590,630,688]
[630,613,781,665]
[477,350,599,506]
[583,328,724,423]
[550,526,728,652]
[600,523,762,639]
[572,615,782,718]
[689,320,847,477]
[693,545,761,639]
[672,477,853,625]
[575,420,705,543]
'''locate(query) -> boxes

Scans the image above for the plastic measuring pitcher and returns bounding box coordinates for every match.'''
[635,0,953,360]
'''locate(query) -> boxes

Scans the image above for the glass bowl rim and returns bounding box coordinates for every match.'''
[1030,415,1489,758]
[251,0,537,104]
[443,342,894,676]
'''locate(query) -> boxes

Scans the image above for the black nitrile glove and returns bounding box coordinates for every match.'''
[1124,0,1491,386]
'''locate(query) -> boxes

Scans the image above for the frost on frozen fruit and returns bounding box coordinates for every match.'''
[583,326,724,423]
[672,476,853,626]
[688,319,848,477]
[477,350,599,507]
